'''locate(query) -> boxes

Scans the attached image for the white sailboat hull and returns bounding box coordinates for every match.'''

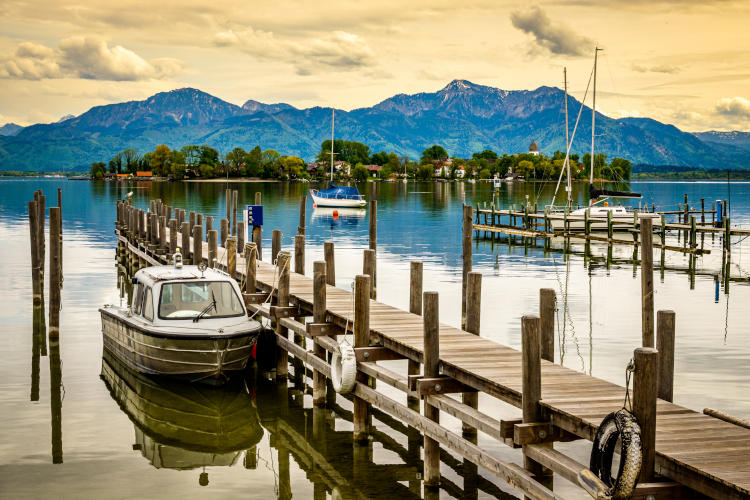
[310,190,367,208]
[550,209,660,232]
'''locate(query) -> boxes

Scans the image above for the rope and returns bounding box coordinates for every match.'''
[341,281,356,346]
[622,358,635,411]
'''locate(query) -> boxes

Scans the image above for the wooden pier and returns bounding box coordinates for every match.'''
[113,197,750,500]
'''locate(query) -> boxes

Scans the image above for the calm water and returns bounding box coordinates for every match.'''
[1,178,749,499]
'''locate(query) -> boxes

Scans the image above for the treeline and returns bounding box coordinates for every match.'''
[632,165,750,180]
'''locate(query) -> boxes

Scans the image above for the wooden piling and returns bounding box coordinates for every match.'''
[462,204,473,330]
[205,216,213,242]
[657,310,676,403]
[244,242,256,292]
[312,261,327,406]
[150,213,158,247]
[192,225,203,266]
[196,213,203,234]
[57,188,62,280]
[232,189,238,236]
[252,192,262,260]
[49,207,61,338]
[220,218,228,247]
[275,251,291,380]
[294,234,305,275]
[522,316,543,484]
[607,210,613,240]
[423,290,440,487]
[226,236,237,279]
[28,201,42,305]
[208,230,218,268]
[225,189,231,221]
[298,195,306,235]
[407,261,423,408]
[267,228,282,266]
[641,216,654,347]
[540,289,556,362]
[363,249,376,299]
[159,215,167,251]
[353,274,372,444]
[369,200,377,295]
[37,194,45,274]
[633,347,658,482]
[238,221,245,251]
[463,272,482,435]
[323,241,335,286]
[189,211,196,236]
[168,219,177,255]
[180,222,190,264]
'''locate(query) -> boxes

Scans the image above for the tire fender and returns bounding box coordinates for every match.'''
[589,408,643,500]
[331,343,356,394]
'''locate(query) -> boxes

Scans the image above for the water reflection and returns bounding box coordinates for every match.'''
[311,207,366,228]
[50,337,63,464]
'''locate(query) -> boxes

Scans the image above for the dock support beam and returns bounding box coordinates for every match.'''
[634,347,658,482]
[369,200,377,298]
[312,261,327,406]
[353,274,371,444]
[423,291,440,487]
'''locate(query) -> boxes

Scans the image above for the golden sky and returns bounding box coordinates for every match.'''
[1,0,749,131]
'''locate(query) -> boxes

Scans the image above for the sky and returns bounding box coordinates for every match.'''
[1,0,749,132]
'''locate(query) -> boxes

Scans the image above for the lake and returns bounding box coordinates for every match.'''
[1,178,748,499]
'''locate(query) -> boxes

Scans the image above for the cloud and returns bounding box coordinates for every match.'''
[213,28,375,75]
[715,96,750,119]
[0,37,184,81]
[632,63,680,74]
[510,6,594,57]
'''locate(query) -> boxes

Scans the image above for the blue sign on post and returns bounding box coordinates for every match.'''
[247,205,263,227]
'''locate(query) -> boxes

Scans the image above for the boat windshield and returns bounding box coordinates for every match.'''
[158,281,244,320]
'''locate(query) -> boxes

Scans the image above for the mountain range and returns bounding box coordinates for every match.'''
[1,80,748,171]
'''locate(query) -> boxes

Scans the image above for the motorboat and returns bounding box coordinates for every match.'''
[99,254,261,383]
[550,204,660,231]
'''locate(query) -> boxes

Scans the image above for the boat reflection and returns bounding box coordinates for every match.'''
[100,349,263,474]
[311,206,366,227]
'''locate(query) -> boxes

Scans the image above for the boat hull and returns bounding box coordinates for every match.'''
[550,213,660,232]
[100,308,258,383]
[310,191,367,208]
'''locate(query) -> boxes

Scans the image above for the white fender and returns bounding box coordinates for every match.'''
[331,343,356,394]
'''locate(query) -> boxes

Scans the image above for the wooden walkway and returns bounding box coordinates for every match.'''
[118,229,750,499]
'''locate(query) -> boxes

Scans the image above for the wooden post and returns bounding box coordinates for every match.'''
[168,219,177,255]
[252,192,262,260]
[522,315,545,488]
[232,189,238,236]
[423,291,440,487]
[368,199,377,294]
[323,241,335,285]
[540,289,555,362]
[462,204,473,330]
[363,249,376,299]
[159,215,167,251]
[407,261,423,408]
[225,188,231,221]
[205,216,213,242]
[633,347,658,482]
[725,217,731,255]
[275,251,291,380]
[607,210,613,240]
[353,274,372,444]
[220,218,228,247]
[463,272,482,435]
[180,222,190,264]
[28,201,42,305]
[660,213,666,247]
[298,195,306,235]
[641,216,654,347]
[294,234,305,275]
[189,211,196,236]
[244,243,256,292]
[690,216,696,248]
[657,310,676,402]
[272,229,282,264]
[207,230,218,268]
[192,225,203,266]
[49,207,61,338]
[196,213,203,234]
[57,188,62,280]
[238,221,245,250]
[312,261,327,406]
[584,208,590,235]
[226,236,237,279]
[700,198,705,224]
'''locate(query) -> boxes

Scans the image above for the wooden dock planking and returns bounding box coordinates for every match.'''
[119,226,750,499]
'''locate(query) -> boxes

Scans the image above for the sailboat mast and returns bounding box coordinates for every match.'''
[564,67,571,204]
[330,109,335,183]
[590,47,600,189]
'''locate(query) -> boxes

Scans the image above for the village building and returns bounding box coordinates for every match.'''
[529,140,540,156]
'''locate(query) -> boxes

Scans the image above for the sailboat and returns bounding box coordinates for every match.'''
[551,49,659,231]
[310,109,367,208]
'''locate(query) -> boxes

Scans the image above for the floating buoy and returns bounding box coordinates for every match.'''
[589,408,642,499]
[332,210,339,220]
[331,343,356,394]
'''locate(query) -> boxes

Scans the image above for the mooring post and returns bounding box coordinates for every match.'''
[353,274,372,444]
[28,201,42,305]
[657,310,676,403]
[232,190,238,236]
[192,225,203,267]
[312,261,327,406]
[540,288,556,362]
[725,217,731,255]
[298,195,306,235]
[463,272,482,435]
[208,230,218,268]
[690,216,696,248]
[272,229,282,264]
[700,198,705,224]
[225,188,231,221]
[369,199,377,294]
[641,216,654,347]
[294,234,305,275]
[634,347,658,482]
[238,221,245,250]
[37,194,45,274]
[159,216,167,252]
[275,251,290,380]
[189,211,196,236]
[181,222,190,264]
[244,242,257,292]
[363,249,376,299]
[57,188,62,280]
[226,236,237,279]
[148,213,157,248]
[522,315,550,491]
[220,218,228,247]
[407,261,423,409]
[462,204,473,330]
[168,219,177,255]
[205,216,213,242]
[49,207,61,338]
[196,213,203,234]
[323,241,335,286]
[584,208,590,236]
[423,290,440,487]
[607,210,613,240]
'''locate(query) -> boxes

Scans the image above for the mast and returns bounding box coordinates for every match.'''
[330,108,335,183]
[590,47,600,192]
[564,67,571,205]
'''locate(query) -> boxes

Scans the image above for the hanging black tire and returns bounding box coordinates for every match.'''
[589,408,643,500]
[254,327,278,372]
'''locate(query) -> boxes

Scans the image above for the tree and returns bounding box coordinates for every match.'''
[121,148,140,174]
[181,145,201,168]
[199,164,215,178]
[246,146,262,177]
[261,149,282,178]
[608,157,632,180]
[149,144,172,176]
[416,164,433,180]
[370,151,389,166]
[352,164,369,181]
[316,140,370,166]
[472,149,498,161]
[225,147,247,175]
[199,145,219,167]
[420,145,448,164]
[478,168,491,179]
[90,161,106,179]
[282,156,306,179]
[108,152,122,174]
[170,150,186,180]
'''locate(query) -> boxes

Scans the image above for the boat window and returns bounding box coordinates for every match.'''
[158,281,244,320]
[132,283,143,315]
[143,287,154,321]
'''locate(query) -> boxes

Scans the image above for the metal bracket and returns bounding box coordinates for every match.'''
[354,347,406,363]
[416,376,478,396]
[269,305,298,319]
[243,293,267,305]
[513,422,579,445]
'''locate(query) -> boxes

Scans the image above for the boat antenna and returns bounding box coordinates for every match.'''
[590,47,602,203]
[330,108,335,184]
